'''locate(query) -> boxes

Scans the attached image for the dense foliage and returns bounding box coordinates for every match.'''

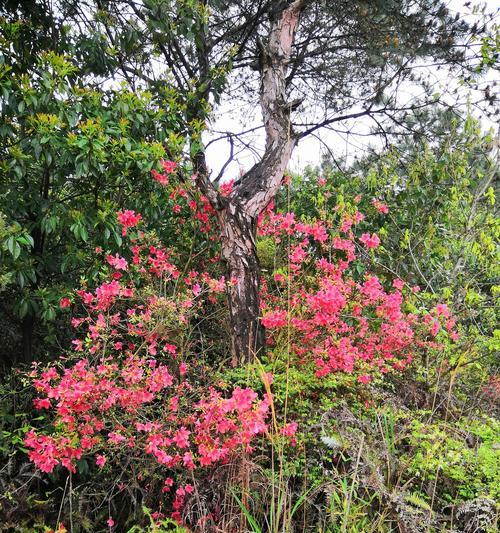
[0,46,187,364]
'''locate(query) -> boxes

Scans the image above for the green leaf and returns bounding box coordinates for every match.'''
[231,491,262,533]
[18,299,28,318]
[6,236,21,259]
[80,225,89,242]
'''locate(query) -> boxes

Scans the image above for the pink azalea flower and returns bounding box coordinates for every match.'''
[59,298,72,309]
[392,279,405,290]
[220,179,234,197]
[106,254,128,271]
[435,303,451,317]
[359,232,380,249]
[160,159,177,173]
[116,210,142,236]
[33,398,51,409]
[372,199,389,214]
[261,310,287,328]
[280,422,298,437]
[151,169,169,186]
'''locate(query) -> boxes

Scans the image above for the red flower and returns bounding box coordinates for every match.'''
[280,422,298,437]
[33,398,51,409]
[372,199,389,214]
[160,159,177,173]
[117,210,142,236]
[151,169,169,186]
[59,298,72,309]
[261,310,287,328]
[106,254,128,271]
[220,179,234,197]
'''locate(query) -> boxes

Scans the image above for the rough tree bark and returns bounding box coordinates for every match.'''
[219,207,264,366]
[194,0,305,364]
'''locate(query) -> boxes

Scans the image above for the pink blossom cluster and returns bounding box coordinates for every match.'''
[257,204,329,243]
[117,210,142,236]
[26,357,268,476]
[258,203,458,381]
[359,232,380,249]
[372,199,389,214]
[25,218,269,524]
[151,159,178,186]
[219,179,234,197]
[150,168,218,236]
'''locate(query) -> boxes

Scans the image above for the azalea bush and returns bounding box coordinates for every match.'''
[1,2,497,529]
[257,198,458,382]
[288,120,499,400]
[23,202,269,528]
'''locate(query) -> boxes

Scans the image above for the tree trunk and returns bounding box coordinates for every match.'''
[192,0,305,364]
[220,206,265,366]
